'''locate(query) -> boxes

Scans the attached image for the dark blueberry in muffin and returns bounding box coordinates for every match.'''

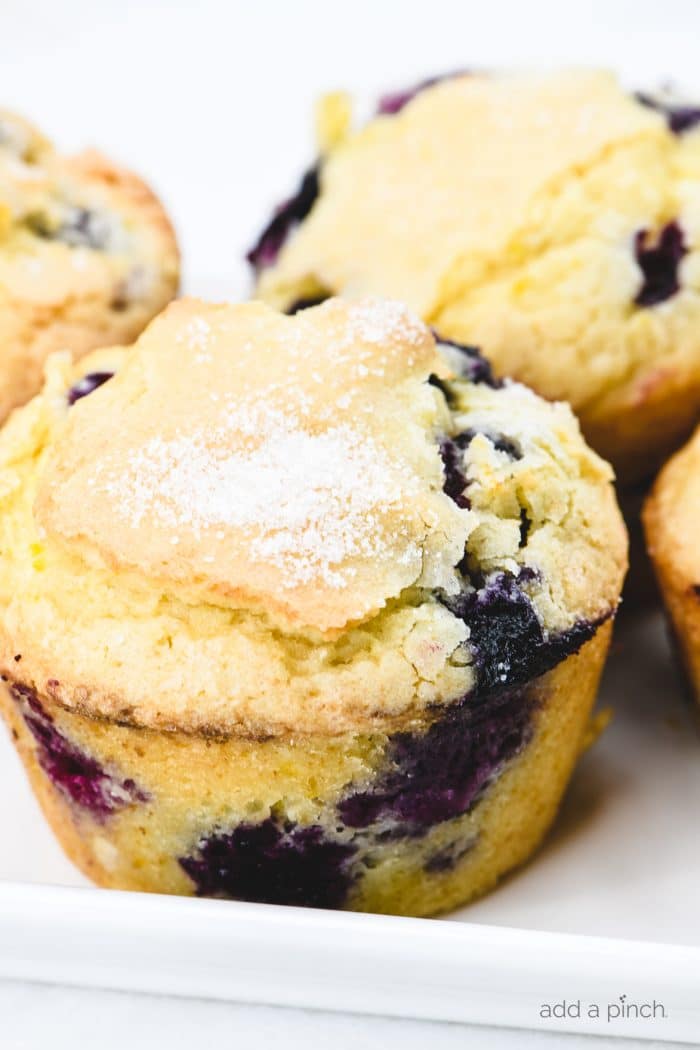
[439,435,471,508]
[57,207,112,250]
[438,427,520,508]
[491,432,521,459]
[339,685,535,831]
[634,221,687,307]
[433,336,500,388]
[458,427,521,460]
[428,373,455,403]
[636,93,700,135]
[447,573,545,693]
[10,683,146,818]
[519,508,531,548]
[444,572,603,695]
[180,817,356,908]
[338,575,607,835]
[28,207,111,251]
[424,836,477,873]
[246,166,320,272]
[67,371,114,406]
[285,293,330,314]
[377,71,468,115]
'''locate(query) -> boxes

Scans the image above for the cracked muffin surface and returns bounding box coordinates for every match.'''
[252,69,700,483]
[0,297,626,914]
[0,108,179,420]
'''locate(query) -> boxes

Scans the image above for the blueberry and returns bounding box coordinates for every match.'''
[58,208,111,250]
[438,428,520,509]
[433,336,500,388]
[66,371,114,406]
[445,571,602,695]
[636,93,700,135]
[455,426,521,461]
[181,580,609,892]
[285,293,329,314]
[377,71,468,115]
[339,577,606,834]
[10,683,147,819]
[424,836,476,873]
[666,106,700,134]
[439,435,471,508]
[519,508,531,548]
[428,373,455,404]
[179,817,355,908]
[634,221,687,307]
[339,685,535,831]
[246,166,320,272]
[28,207,111,251]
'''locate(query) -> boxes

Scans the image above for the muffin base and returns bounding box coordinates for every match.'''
[644,438,700,698]
[1,624,611,916]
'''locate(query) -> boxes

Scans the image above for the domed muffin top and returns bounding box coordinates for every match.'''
[36,297,470,633]
[0,108,177,305]
[0,108,179,419]
[255,70,666,316]
[252,70,700,482]
[0,298,626,736]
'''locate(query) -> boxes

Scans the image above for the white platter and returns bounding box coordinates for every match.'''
[3,0,700,1042]
[3,606,700,1043]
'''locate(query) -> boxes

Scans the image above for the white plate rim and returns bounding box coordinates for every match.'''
[1,879,698,1043]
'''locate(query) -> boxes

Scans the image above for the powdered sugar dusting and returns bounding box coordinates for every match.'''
[176,315,213,362]
[343,298,425,349]
[88,403,421,590]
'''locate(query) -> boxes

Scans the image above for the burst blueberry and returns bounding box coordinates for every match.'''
[10,683,147,818]
[67,371,114,406]
[433,336,500,388]
[179,816,356,908]
[246,166,320,272]
[438,428,520,510]
[443,571,602,695]
[439,435,471,508]
[339,685,535,830]
[377,70,468,115]
[424,836,477,874]
[285,293,329,314]
[634,221,687,307]
[636,93,700,135]
[28,207,111,251]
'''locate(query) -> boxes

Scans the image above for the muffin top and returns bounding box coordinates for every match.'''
[0,108,179,418]
[251,70,700,478]
[0,297,626,736]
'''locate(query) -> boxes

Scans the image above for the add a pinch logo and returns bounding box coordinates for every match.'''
[540,995,668,1024]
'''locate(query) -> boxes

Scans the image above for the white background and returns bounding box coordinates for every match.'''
[2,1,700,1046]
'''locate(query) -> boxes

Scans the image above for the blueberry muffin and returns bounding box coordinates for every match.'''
[250,70,700,484]
[0,297,626,915]
[0,108,179,420]
[644,427,700,694]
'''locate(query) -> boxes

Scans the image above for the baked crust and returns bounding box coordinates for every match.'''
[0,110,179,420]
[0,298,627,736]
[254,70,700,483]
[644,427,700,691]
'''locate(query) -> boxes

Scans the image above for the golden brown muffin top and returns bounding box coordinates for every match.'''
[0,298,626,736]
[37,297,470,632]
